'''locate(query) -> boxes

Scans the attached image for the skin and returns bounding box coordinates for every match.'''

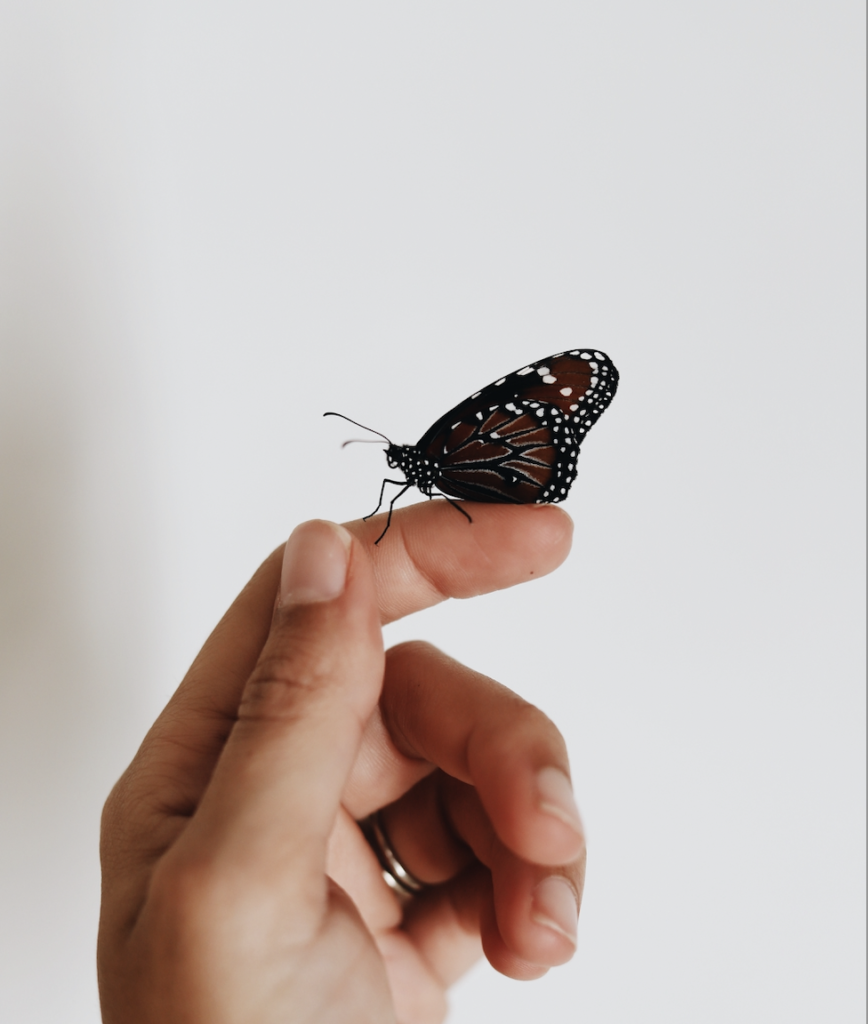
[98,501,586,1024]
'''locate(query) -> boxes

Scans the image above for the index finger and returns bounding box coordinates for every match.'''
[352,500,573,624]
[117,501,572,839]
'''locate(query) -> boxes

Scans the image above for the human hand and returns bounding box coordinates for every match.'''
[98,503,585,1023]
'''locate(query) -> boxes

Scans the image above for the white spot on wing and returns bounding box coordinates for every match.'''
[560,387,573,396]
[495,377,506,386]
[537,366,550,376]
[542,374,557,384]
[517,366,534,375]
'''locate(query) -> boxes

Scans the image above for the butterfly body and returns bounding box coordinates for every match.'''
[384,443,441,496]
[327,348,618,543]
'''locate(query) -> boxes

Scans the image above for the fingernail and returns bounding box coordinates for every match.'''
[531,876,578,945]
[279,520,352,606]
[536,767,584,836]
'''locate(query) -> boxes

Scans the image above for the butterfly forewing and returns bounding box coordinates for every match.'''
[414,349,617,504]
[417,350,618,451]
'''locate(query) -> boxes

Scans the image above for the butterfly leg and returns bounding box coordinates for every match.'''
[364,478,407,521]
[374,483,411,545]
[440,495,473,524]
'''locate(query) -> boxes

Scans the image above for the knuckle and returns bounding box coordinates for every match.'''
[401,532,450,604]
[101,778,125,831]
[566,845,588,904]
[148,851,321,952]
[240,642,334,722]
[99,782,128,871]
[512,699,566,748]
[385,638,440,666]
[472,698,569,770]
[148,854,221,932]
[151,850,222,908]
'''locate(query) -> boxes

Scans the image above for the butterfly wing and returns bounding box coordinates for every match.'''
[417,350,618,504]
[430,402,580,503]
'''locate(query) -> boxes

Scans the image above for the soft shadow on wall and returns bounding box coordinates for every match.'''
[0,129,154,1024]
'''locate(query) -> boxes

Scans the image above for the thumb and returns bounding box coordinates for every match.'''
[180,519,384,902]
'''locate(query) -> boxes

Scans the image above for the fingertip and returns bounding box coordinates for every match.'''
[490,769,587,869]
[480,896,551,980]
[536,767,582,826]
[520,504,573,573]
[345,501,574,622]
[453,503,573,592]
[279,519,354,607]
[531,502,574,545]
[529,876,579,957]
[486,847,582,970]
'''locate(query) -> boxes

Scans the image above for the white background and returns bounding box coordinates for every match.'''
[0,2,864,1022]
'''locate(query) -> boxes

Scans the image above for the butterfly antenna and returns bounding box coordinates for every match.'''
[323,411,392,445]
[340,438,389,449]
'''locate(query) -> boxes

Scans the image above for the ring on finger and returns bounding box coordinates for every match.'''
[359,809,427,899]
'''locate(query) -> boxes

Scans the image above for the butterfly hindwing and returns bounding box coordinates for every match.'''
[428,401,581,504]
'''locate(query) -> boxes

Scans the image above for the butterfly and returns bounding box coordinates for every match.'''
[326,349,619,544]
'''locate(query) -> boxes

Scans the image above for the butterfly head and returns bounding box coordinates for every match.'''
[385,444,405,470]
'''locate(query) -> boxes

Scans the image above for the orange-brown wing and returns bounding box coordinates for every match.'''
[417,349,618,504]
[418,349,618,452]
[427,402,580,504]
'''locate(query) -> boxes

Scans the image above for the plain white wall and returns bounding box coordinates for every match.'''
[0,1,864,1021]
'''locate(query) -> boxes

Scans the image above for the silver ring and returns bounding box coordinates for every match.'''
[359,810,427,898]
